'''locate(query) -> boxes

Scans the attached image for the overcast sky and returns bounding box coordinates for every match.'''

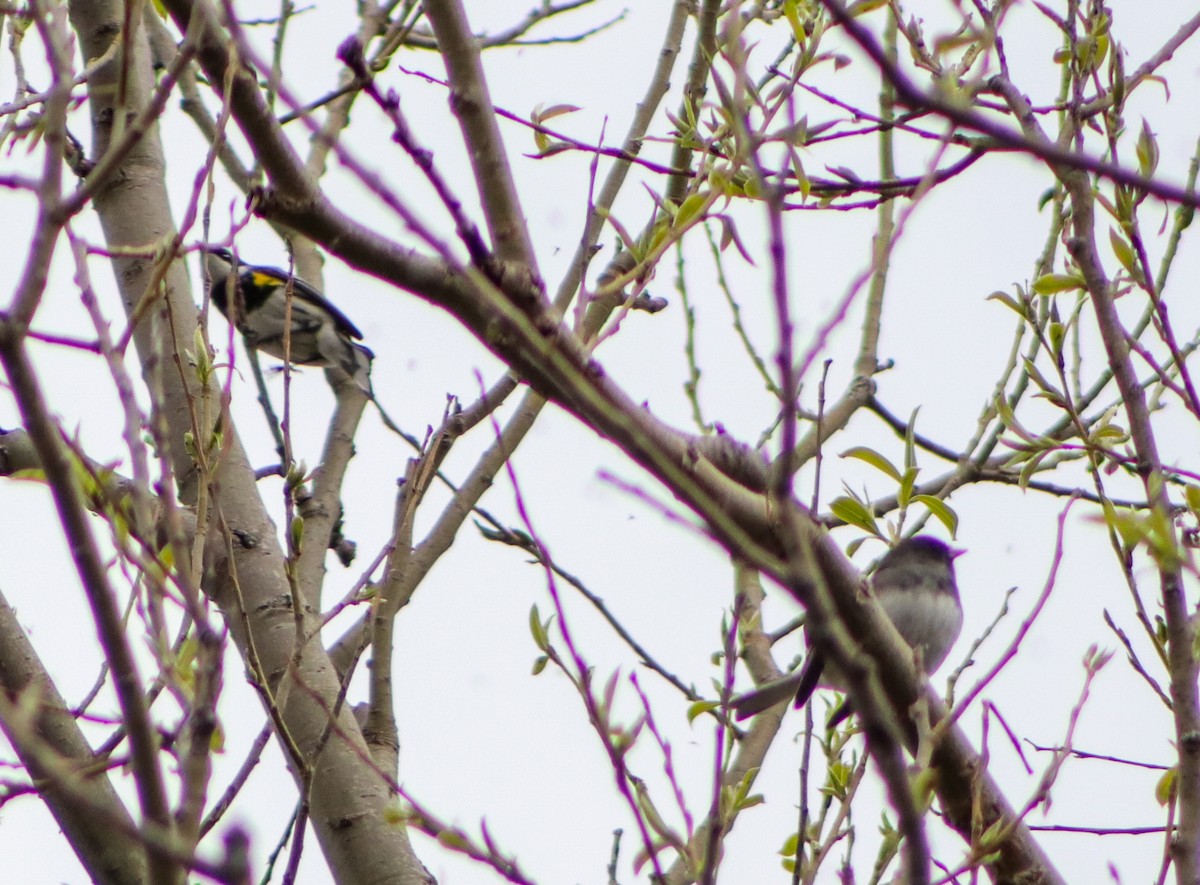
[1,1,1198,882]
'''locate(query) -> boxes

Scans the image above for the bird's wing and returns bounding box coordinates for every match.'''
[731,673,803,720]
[790,651,825,708]
[245,267,364,340]
[731,652,826,721]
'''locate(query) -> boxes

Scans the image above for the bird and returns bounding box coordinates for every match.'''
[201,245,373,395]
[732,535,964,723]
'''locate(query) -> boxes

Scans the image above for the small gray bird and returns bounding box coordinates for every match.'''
[202,246,373,395]
[732,535,963,722]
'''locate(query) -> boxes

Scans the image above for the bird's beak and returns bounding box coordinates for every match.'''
[950,546,967,559]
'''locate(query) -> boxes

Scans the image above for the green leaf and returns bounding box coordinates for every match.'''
[1156,767,1178,806]
[1109,228,1140,280]
[1176,201,1194,231]
[897,466,918,509]
[174,634,199,692]
[727,769,761,811]
[1021,356,1062,401]
[382,801,408,825]
[209,720,226,753]
[533,103,581,124]
[687,700,720,723]
[1185,484,1200,516]
[994,393,1038,443]
[1048,321,1065,363]
[821,760,853,800]
[1031,273,1086,295]
[191,327,212,380]
[528,141,572,158]
[1099,499,1146,549]
[1109,41,1126,107]
[604,210,639,257]
[733,792,764,812]
[10,467,47,482]
[1114,185,1135,225]
[602,669,620,711]
[529,104,580,156]
[531,655,549,676]
[790,150,810,200]
[845,535,869,558]
[719,778,763,816]
[1136,119,1160,178]
[529,604,549,651]
[1090,423,1129,445]
[783,0,807,42]
[635,784,677,844]
[646,218,672,256]
[830,496,878,533]
[913,495,958,536]
[1083,644,1114,671]
[910,767,938,810]
[849,0,888,15]
[1144,505,1186,570]
[840,446,902,482]
[437,830,470,850]
[1017,448,1051,490]
[675,192,709,230]
[977,817,1008,851]
[987,290,1030,320]
[904,407,920,471]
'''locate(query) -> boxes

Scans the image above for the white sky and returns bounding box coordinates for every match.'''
[1,1,1199,882]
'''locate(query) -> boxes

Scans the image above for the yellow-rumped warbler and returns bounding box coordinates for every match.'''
[202,246,372,395]
[732,536,964,723]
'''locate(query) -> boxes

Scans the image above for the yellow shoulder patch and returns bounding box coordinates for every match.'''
[250,270,284,288]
